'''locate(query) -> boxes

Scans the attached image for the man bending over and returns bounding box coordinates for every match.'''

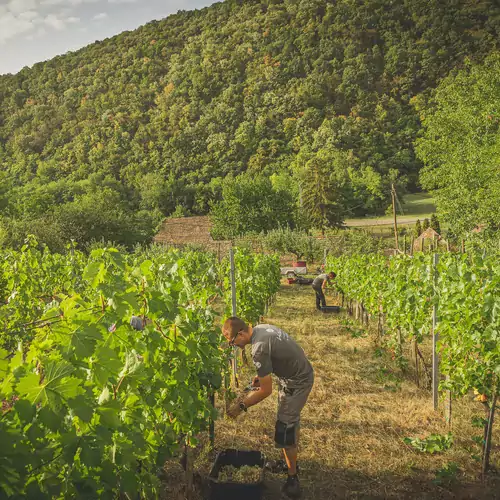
[312,271,336,310]
[223,317,314,499]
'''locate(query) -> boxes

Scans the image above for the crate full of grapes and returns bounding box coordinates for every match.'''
[207,449,265,500]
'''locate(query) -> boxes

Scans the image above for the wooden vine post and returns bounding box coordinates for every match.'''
[482,378,498,478]
[432,253,439,411]
[229,247,238,387]
[209,391,215,449]
[444,376,452,426]
[414,339,419,387]
[391,183,399,252]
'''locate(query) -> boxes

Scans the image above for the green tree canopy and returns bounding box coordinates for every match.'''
[295,148,351,234]
[1,0,500,248]
[209,174,294,239]
[415,219,422,237]
[416,53,500,235]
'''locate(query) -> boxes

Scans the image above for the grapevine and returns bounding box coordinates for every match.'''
[0,241,281,497]
[327,251,500,471]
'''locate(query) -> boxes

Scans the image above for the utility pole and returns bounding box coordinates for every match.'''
[391,183,399,252]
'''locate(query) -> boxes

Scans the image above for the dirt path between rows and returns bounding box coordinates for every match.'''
[214,284,499,499]
[164,283,499,499]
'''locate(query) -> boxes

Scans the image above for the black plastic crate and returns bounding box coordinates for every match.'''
[321,305,341,313]
[207,449,265,500]
[295,277,314,285]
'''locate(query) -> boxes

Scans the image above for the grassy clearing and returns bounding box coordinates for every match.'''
[345,192,436,229]
[163,282,499,499]
[402,193,437,217]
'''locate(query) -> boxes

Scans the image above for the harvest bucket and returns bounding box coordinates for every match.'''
[207,449,265,500]
[321,306,341,313]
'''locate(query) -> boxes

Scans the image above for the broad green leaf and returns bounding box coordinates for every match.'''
[16,373,41,400]
[70,395,94,423]
[83,261,103,286]
[16,362,83,406]
[98,401,122,428]
[71,325,102,358]
[14,399,35,424]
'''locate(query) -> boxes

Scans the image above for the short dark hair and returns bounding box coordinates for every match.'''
[223,317,248,338]
[328,271,336,278]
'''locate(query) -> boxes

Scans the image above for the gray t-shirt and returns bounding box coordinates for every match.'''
[251,324,313,386]
[312,273,328,289]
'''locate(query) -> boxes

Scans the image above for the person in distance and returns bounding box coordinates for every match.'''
[311,271,336,310]
[223,317,314,499]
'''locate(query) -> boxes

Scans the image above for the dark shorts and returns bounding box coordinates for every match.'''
[277,375,314,426]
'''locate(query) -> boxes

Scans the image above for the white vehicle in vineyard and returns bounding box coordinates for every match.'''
[280,262,307,278]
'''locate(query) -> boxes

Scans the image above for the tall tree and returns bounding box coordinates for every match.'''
[299,149,349,235]
[415,219,423,237]
[209,174,294,240]
[430,214,441,234]
[416,53,500,236]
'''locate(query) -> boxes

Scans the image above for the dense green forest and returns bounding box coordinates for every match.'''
[1,0,500,249]
[416,53,500,239]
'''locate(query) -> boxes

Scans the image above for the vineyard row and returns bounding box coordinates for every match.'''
[326,252,499,474]
[0,240,281,499]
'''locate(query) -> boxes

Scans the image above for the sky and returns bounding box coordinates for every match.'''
[0,0,214,75]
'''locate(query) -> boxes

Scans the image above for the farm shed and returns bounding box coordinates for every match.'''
[413,227,448,252]
[153,216,231,253]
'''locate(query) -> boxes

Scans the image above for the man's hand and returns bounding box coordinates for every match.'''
[227,401,244,419]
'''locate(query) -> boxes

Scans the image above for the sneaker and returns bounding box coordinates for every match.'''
[265,459,300,474]
[282,475,301,498]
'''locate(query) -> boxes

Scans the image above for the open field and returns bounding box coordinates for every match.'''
[163,282,499,499]
[345,193,437,229]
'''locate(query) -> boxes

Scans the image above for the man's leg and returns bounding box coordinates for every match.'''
[319,289,327,308]
[276,379,313,498]
[275,420,301,497]
[283,442,298,475]
[314,288,321,310]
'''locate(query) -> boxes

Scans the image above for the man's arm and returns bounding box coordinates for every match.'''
[243,375,272,408]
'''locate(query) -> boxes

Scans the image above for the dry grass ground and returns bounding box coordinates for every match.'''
[164,283,499,499]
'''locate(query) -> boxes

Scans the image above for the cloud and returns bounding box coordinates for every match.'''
[0,12,36,43]
[19,10,38,20]
[0,0,86,43]
[25,25,46,40]
[93,12,108,21]
[43,13,66,30]
[40,0,99,5]
[0,1,39,43]
[108,0,139,4]
[43,12,80,30]
[8,0,37,15]
[39,0,66,5]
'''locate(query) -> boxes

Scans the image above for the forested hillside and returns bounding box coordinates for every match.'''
[1,0,500,249]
